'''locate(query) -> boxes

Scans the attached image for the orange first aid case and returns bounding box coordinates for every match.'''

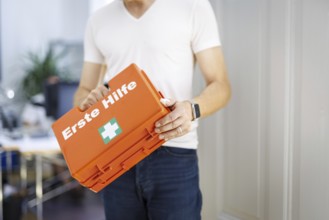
[52,64,170,192]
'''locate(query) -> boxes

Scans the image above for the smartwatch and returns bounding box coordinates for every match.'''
[189,100,201,121]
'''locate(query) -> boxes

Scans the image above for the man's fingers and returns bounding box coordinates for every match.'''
[79,103,88,111]
[91,90,102,101]
[91,85,110,101]
[155,116,184,133]
[158,123,191,141]
[155,108,183,128]
[79,85,109,111]
[160,98,176,107]
[155,100,193,141]
[99,85,110,97]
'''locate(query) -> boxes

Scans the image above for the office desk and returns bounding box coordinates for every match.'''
[0,134,76,220]
[1,134,60,153]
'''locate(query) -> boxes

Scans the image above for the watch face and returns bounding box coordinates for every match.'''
[194,104,201,119]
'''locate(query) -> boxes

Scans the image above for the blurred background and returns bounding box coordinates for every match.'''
[0,0,328,220]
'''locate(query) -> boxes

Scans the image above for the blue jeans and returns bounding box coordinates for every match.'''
[101,146,202,220]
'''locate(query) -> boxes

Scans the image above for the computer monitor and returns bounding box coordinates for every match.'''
[44,81,79,119]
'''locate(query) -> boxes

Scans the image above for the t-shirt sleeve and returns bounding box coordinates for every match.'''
[84,18,105,64]
[191,0,221,53]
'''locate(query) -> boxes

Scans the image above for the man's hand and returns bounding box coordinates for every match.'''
[79,85,109,111]
[155,99,193,141]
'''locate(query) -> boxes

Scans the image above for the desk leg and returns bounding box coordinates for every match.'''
[0,150,3,220]
[36,155,43,220]
[6,151,12,175]
[20,154,28,215]
[20,155,27,189]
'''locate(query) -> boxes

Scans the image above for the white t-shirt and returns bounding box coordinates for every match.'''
[84,0,221,149]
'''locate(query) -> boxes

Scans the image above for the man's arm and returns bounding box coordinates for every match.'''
[155,46,231,140]
[74,62,109,110]
[193,46,231,117]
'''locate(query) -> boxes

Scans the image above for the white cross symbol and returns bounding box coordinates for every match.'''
[101,121,119,140]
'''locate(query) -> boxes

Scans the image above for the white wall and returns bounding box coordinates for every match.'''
[1,0,89,87]
[220,0,267,219]
[299,0,329,219]
[211,0,329,220]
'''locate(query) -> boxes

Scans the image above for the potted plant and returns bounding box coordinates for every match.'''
[22,47,64,99]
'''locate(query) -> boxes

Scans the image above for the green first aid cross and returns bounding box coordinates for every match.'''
[98,118,122,144]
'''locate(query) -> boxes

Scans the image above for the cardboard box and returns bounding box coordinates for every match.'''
[52,64,170,192]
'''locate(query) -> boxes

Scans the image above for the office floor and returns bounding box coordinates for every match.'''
[1,156,105,220]
[22,187,105,220]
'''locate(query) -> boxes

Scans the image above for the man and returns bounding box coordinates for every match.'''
[74,0,231,219]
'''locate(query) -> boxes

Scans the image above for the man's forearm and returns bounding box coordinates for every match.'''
[74,86,91,108]
[193,79,231,119]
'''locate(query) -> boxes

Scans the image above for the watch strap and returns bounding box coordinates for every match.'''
[189,100,201,121]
